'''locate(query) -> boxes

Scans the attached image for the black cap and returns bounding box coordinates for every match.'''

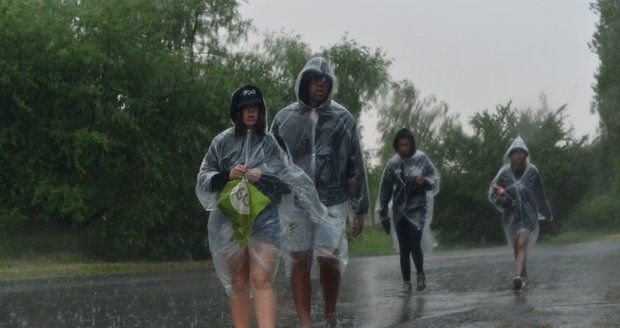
[230,85,266,120]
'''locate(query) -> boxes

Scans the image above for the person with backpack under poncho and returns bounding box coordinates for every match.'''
[196,85,327,328]
[376,128,440,293]
[489,136,553,291]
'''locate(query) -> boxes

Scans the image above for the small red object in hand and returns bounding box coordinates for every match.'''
[497,187,505,196]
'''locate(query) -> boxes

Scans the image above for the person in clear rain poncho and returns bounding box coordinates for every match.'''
[376,128,440,293]
[271,57,370,328]
[489,136,552,291]
[196,85,327,328]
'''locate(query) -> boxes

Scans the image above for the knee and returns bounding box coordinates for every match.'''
[411,241,422,252]
[230,276,249,294]
[250,271,273,291]
[398,242,409,253]
[291,253,312,274]
[316,247,338,259]
[317,256,340,272]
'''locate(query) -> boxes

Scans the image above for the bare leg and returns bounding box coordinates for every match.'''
[249,243,278,328]
[513,245,518,261]
[290,251,313,327]
[513,240,526,278]
[228,248,250,328]
[514,232,529,277]
[317,250,340,316]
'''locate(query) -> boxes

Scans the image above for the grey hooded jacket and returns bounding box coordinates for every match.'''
[377,151,439,227]
[195,86,327,223]
[489,137,552,241]
[270,57,369,214]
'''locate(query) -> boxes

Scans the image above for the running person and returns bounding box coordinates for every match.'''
[489,136,553,290]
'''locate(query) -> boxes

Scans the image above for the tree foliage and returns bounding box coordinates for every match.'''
[0,2,391,259]
[376,79,449,164]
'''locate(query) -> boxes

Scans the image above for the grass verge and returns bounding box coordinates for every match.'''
[539,230,620,245]
[2,227,618,281]
[348,224,395,257]
[0,231,209,281]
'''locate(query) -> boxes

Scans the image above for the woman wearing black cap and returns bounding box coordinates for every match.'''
[196,85,327,327]
[489,136,552,290]
[376,128,440,292]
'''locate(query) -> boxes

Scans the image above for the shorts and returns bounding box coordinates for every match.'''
[251,207,281,248]
[212,206,281,250]
[282,202,348,253]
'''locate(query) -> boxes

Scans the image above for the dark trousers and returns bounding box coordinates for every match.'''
[395,217,424,282]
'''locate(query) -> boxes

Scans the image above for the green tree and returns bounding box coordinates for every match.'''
[560,0,620,233]
[321,36,392,121]
[0,0,250,259]
[257,33,392,121]
[376,79,450,164]
[589,0,620,211]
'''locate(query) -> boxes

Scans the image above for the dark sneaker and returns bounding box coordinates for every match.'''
[416,272,426,292]
[403,281,412,291]
[513,275,523,290]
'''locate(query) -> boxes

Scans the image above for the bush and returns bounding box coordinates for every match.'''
[566,193,620,231]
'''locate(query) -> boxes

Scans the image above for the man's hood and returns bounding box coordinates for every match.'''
[294,56,337,108]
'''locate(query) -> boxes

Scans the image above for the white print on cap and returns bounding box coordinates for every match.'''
[241,89,257,96]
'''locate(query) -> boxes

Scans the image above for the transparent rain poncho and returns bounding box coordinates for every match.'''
[196,127,327,295]
[488,136,552,248]
[271,57,370,272]
[375,151,440,254]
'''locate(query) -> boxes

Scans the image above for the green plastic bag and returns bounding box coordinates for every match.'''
[217,177,271,245]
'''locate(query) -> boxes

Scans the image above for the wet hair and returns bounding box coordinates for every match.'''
[393,128,416,157]
[298,69,333,105]
[233,106,266,137]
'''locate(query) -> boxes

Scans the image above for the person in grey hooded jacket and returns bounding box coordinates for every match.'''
[271,57,369,327]
[196,85,327,328]
[489,136,552,290]
[377,128,440,292]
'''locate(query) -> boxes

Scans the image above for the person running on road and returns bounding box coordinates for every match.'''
[489,136,553,290]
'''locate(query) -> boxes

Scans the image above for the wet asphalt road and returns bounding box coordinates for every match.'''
[1,239,619,327]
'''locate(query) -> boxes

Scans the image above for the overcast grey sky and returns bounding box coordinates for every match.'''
[239,0,600,150]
